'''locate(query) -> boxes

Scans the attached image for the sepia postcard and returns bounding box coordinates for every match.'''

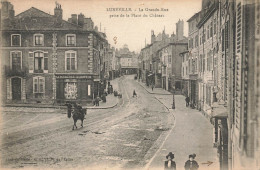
[0,0,259,170]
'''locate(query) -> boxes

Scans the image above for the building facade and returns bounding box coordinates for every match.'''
[1,1,109,104]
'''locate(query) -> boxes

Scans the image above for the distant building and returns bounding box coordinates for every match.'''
[117,45,138,75]
[157,41,188,93]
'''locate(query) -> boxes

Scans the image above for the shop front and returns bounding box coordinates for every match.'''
[212,106,228,170]
[55,74,94,104]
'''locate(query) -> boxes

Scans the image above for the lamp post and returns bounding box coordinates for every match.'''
[172,87,175,109]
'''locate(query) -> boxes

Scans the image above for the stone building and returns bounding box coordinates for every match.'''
[140,24,188,90]
[180,51,189,96]
[187,0,260,169]
[187,12,201,108]
[117,44,138,75]
[1,1,109,104]
[228,0,260,169]
[157,41,188,93]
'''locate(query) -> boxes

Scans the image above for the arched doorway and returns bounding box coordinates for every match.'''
[11,77,21,100]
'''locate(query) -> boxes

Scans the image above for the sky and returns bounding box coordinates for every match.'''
[6,0,202,52]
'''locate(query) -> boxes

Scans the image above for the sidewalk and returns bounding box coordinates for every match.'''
[86,77,119,109]
[137,81,172,95]
[2,78,120,111]
[139,82,219,170]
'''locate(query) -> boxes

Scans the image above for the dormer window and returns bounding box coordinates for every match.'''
[11,34,21,46]
[34,34,44,46]
[66,34,76,46]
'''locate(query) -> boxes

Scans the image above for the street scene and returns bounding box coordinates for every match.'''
[0,0,260,170]
[1,75,218,170]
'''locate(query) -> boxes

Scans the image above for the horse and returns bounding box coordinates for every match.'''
[66,103,87,130]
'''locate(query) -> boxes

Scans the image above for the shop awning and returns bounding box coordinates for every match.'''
[212,103,228,119]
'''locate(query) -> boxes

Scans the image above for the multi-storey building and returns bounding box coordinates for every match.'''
[187,0,260,169]
[229,0,259,169]
[180,50,189,96]
[187,12,201,108]
[140,24,188,90]
[1,1,109,104]
[157,41,188,93]
[197,0,219,118]
[116,44,138,75]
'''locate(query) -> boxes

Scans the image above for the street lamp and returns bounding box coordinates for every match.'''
[172,87,175,109]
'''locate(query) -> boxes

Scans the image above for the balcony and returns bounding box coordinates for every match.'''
[4,66,27,77]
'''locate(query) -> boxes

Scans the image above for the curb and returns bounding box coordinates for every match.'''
[143,97,176,170]
[2,98,120,110]
[84,98,119,110]
[137,81,173,95]
[2,105,67,109]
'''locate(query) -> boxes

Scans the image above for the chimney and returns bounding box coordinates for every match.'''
[176,19,184,40]
[83,17,94,30]
[78,13,84,27]
[54,2,63,19]
[1,1,14,19]
[151,30,155,44]
[94,26,98,31]
[71,14,77,25]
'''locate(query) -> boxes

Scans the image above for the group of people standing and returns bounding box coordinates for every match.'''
[164,152,199,170]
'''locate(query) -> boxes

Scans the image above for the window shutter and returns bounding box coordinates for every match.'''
[75,52,78,70]
[33,77,38,93]
[44,52,48,73]
[29,52,34,73]
[7,78,11,100]
[39,77,45,93]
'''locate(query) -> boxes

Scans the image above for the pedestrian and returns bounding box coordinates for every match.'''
[185,96,190,107]
[164,152,176,170]
[133,90,137,97]
[152,84,154,91]
[184,154,199,170]
[66,102,72,118]
[95,97,99,106]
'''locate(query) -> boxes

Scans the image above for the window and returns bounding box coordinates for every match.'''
[28,51,48,73]
[11,34,21,46]
[222,29,225,52]
[66,34,76,46]
[195,35,199,47]
[210,21,213,37]
[202,29,206,43]
[194,58,197,72]
[33,76,45,95]
[207,52,210,71]
[214,18,217,34]
[207,25,209,39]
[65,51,77,71]
[189,38,193,49]
[203,54,205,72]
[10,51,22,71]
[34,34,44,46]
[35,52,48,72]
[168,55,171,63]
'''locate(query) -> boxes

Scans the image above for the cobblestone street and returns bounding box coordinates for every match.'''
[0,76,219,170]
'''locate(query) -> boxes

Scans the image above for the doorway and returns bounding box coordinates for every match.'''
[11,77,21,100]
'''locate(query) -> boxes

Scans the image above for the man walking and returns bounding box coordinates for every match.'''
[133,90,137,97]
[185,96,190,107]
